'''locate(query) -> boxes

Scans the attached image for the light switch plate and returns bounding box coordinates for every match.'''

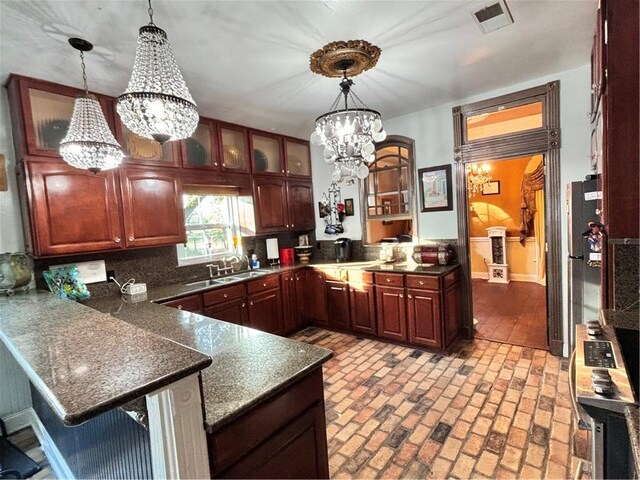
[50,260,107,284]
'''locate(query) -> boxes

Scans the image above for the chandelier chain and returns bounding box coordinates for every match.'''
[349,89,370,110]
[147,0,154,25]
[79,51,88,93]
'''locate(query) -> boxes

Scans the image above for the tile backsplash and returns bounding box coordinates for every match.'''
[611,242,640,311]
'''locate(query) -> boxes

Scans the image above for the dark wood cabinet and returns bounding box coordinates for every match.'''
[349,284,376,335]
[443,283,462,347]
[204,298,248,326]
[281,272,299,335]
[180,119,220,170]
[308,270,328,325]
[287,181,315,231]
[21,160,123,257]
[119,168,186,248]
[218,122,250,174]
[375,286,407,342]
[248,289,284,335]
[326,281,350,330]
[406,288,441,349]
[283,137,312,178]
[162,294,203,314]
[253,177,289,233]
[249,130,285,176]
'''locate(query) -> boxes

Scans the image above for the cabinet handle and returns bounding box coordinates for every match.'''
[114,237,121,243]
[177,305,183,310]
[128,236,135,242]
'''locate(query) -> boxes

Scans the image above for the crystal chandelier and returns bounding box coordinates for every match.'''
[59,38,124,173]
[466,163,492,197]
[117,0,198,144]
[309,40,386,185]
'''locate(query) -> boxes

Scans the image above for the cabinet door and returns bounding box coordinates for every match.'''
[181,120,219,170]
[308,270,329,325]
[281,272,299,335]
[25,160,123,257]
[115,119,180,167]
[204,298,248,326]
[248,289,284,335]
[376,286,407,341]
[284,138,312,178]
[218,122,250,174]
[162,294,202,314]
[120,168,186,248]
[443,283,462,348]
[407,288,442,349]
[326,281,350,330]
[287,181,315,231]
[350,284,376,335]
[295,269,310,325]
[253,177,289,233]
[250,131,284,175]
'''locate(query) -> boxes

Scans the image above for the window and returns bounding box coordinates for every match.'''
[177,192,241,266]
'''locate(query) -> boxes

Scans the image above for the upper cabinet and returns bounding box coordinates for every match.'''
[283,137,312,178]
[180,120,220,170]
[114,118,181,167]
[6,75,114,160]
[218,122,250,174]
[249,131,284,175]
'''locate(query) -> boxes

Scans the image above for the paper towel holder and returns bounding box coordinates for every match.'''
[266,238,280,267]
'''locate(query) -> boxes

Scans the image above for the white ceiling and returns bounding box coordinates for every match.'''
[0,0,596,139]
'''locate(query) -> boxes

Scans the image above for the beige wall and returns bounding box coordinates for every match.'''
[470,236,542,283]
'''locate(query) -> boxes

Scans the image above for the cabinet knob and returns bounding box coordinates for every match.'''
[128,236,135,242]
[350,289,354,293]
[287,170,290,174]
[286,224,290,228]
[291,224,294,228]
[399,294,404,299]
[114,237,121,243]
[419,280,424,285]
[242,303,246,308]
[263,282,267,287]
[408,294,412,299]
[281,169,285,174]
[223,293,228,298]
[250,301,254,306]
[343,287,347,291]
[214,162,218,166]
[386,278,391,283]
[177,305,183,310]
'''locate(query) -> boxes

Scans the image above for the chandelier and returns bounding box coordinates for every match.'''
[59,38,124,173]
[309,40,386,185]
[117,0,198,144]
[466,163,492,197]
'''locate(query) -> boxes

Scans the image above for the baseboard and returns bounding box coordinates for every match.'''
[471,272,540,283]
[2,408,34,435]
[28,408,76,480]
[471,272,489,280]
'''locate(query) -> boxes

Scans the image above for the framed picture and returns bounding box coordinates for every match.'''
[318,202,328,218]
[418,164,453,212]
[482,180,501,195]
[344,198,354,216]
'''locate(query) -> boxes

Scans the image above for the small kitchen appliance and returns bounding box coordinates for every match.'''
[280,248,295,266]
[412,244,455,266]
[334,238,352,262]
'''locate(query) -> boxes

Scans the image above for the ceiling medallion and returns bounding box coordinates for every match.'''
[310,40,381,78]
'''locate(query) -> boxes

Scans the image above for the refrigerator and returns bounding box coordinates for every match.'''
[567,176,603,351]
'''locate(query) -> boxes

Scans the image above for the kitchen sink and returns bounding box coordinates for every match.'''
[184,269,273,288]
[233,270,271,279]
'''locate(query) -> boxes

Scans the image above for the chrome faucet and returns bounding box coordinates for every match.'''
[206,264,220,278]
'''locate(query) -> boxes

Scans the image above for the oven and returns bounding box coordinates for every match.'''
[571,321,637,479]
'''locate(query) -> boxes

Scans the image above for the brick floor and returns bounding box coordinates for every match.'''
[293,328,590,479]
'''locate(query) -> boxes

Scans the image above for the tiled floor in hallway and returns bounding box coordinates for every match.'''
[293,328,590,480]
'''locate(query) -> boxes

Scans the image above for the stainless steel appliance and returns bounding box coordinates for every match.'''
[567,177,603,351]
[571,321,637,479]
[334,238,352,263]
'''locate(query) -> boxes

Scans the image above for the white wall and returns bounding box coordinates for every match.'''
[0,89,32,421]
[312,65,592,355]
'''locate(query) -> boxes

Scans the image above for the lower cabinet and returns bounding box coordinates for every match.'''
[204,298,248,326]
[161,294,203,314]
[326,281,350,330]
[443,283,462,347]
[376,286,408,342]
[281,272,299,335]
[349,284,377,335]
[298,269,328,325]
[406,289,441,349]
[248,289,284,335]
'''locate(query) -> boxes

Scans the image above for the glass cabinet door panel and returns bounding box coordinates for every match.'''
[184,123,213,168]
[285,141,311,177]
[220,127,248,171]
[29,88,75,151]
[252,134,283,174]
[120,122,174,163]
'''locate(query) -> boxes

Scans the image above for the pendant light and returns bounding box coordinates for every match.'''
[117,0,198,144]
[309,40,386,185]
[59,38,124,173]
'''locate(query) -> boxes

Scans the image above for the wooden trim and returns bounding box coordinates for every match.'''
[453,81,563,356]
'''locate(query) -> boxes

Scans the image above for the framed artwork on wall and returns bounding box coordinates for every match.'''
[344,198,354,216]
[418,164,453,212]
[482,180,501,195]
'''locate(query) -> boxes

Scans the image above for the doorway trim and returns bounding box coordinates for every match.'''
[452,81,563,356]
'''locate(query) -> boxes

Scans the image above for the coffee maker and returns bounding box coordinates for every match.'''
[334,238,352,263]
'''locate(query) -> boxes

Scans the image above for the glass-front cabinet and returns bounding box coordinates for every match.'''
[218,123,250,173]
[115,119,179,167]
[181,120,219,170]
[284,137,311,178]
[250,131,284,175]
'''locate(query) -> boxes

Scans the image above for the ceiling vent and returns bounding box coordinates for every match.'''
[471,0,514,34]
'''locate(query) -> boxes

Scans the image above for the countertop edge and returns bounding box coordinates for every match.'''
[625,406,640,476]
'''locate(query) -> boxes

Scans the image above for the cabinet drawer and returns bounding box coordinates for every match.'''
[374,273,404,287]
[347,270,373,285]
[247,274,281,295]
[203,284,245,307]
[443,268,460,289]
[406,275,440,290]
[162,294,202,312]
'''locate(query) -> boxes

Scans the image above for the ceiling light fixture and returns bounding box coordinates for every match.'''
[310,40,386,185]
[117,0,198,144]
[466,163,492,197]
[59,38,124,173]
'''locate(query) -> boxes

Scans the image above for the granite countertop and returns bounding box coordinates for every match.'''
[83,296,333,432]
[0,291,212,426]
[626,405,640,476]
[601,309,640,331]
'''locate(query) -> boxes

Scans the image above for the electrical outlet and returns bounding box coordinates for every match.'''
[107,270,116,282]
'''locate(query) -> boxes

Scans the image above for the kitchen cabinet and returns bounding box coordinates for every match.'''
[349,284,376,336]
[283,137,312,178]
[249,131,284,175]
[326,280,350,330]
[19,160,123,257]
[162,294,203,314]
[252,177,289,233]
[204,298,247,326]
[308,270,329,325]
[180,119,219,170]
[281,272,299,335]
[443,283,462,347]
[375,285,408,342]
[119,168,186,248]
[248,289,284,335]
[406,289,441,349]
[114,118,180,168]
[218,122,250,174]
[287,181,315,231]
